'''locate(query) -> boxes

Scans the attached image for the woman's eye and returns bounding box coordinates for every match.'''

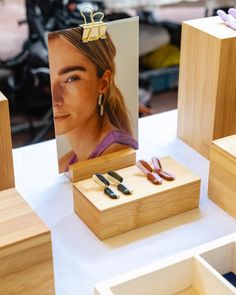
[66,75,80,83]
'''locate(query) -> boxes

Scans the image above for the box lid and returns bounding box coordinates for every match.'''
[0,188,50,257]
[184,16,236,40]
[212,134,236,159]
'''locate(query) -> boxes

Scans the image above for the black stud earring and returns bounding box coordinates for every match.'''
[107,171,133,195]
[92,173,120,199]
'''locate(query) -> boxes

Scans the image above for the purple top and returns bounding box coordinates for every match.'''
[68,129,138,166]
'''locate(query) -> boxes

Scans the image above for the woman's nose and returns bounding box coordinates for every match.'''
[52,83,63,107]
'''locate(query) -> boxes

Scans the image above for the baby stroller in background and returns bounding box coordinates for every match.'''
[0,0,132,146]
[0,0,54,145]
[0,0,104,146]
[51,0,105,29]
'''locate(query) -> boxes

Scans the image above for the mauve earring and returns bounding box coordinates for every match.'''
[98,94,104,116]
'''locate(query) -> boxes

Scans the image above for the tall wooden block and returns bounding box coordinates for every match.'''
[0,188,55,295]
[177,16,236,158]
[208,134,236,218]
[0,92,55,294]
[0,92,15,190]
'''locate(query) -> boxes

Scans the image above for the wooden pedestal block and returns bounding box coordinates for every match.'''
[0,93,15,190]
[73,157,200,240]
[0,188,55,295]
[208,134,236,218]
[66,148,136,182]
[177,16,236,158]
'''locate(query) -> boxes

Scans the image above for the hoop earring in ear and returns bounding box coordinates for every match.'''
[98,94,104,116]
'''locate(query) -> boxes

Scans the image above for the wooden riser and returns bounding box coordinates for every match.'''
[0,93,55,293]
[208,134,236,218]
[0,241,54,295]
[0,93,15,191]
[0,188,55,294]
[74,156,200,240]
[177,17,236,159]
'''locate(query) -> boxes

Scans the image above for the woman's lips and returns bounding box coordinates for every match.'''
[54,114,71,121]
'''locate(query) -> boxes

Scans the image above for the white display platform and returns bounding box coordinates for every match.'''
[13,110,236,295]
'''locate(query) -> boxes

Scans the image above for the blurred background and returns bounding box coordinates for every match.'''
[0,0,234,148]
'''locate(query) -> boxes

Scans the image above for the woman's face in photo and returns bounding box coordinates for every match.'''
[49,37,106,136]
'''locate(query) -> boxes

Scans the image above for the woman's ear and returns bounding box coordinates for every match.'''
[99,69,112,93]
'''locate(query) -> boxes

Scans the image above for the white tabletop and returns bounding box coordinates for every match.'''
[13,110,236,295]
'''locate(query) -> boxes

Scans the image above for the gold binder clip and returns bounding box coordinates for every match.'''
[80,7,107,43]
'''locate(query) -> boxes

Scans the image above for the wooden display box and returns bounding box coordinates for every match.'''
[208,134,236,218]
[73,156,200,240]
[177,16,236,158]
[0,93,15,190]
[0,93,55,294]
[95,234,236,295]
[0,188,55,295]
[67,148,136,182]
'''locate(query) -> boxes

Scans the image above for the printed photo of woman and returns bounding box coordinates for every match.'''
[48,20,138,173]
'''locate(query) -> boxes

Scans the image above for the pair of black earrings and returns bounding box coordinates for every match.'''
[92,171,133,199]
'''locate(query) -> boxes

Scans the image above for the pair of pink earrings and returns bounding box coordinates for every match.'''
[136,157,175,185]
[217,8,236,30]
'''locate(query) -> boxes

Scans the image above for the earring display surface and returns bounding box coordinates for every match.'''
[225,21,236,30]
[107,170,133,195]
[152,157,175,181]
[92,173,120,199]
[74,155,201,239]
[136,160,162,185]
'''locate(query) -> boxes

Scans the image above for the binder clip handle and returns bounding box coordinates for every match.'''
[80,6,94,26]
[80,7,107,43]
[91,11,105,24]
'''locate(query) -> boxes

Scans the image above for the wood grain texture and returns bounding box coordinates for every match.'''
[209,134,236,159]
[175,287,200,295]
[73,157,200,240]
[214,39,236,140]
[208,135,236,218]
[67,148,136,182]
[177,16,236,159]
[0,188,55,294]
[0,93,15,191]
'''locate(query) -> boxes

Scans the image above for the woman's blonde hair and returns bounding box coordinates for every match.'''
[48,27,132,134]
